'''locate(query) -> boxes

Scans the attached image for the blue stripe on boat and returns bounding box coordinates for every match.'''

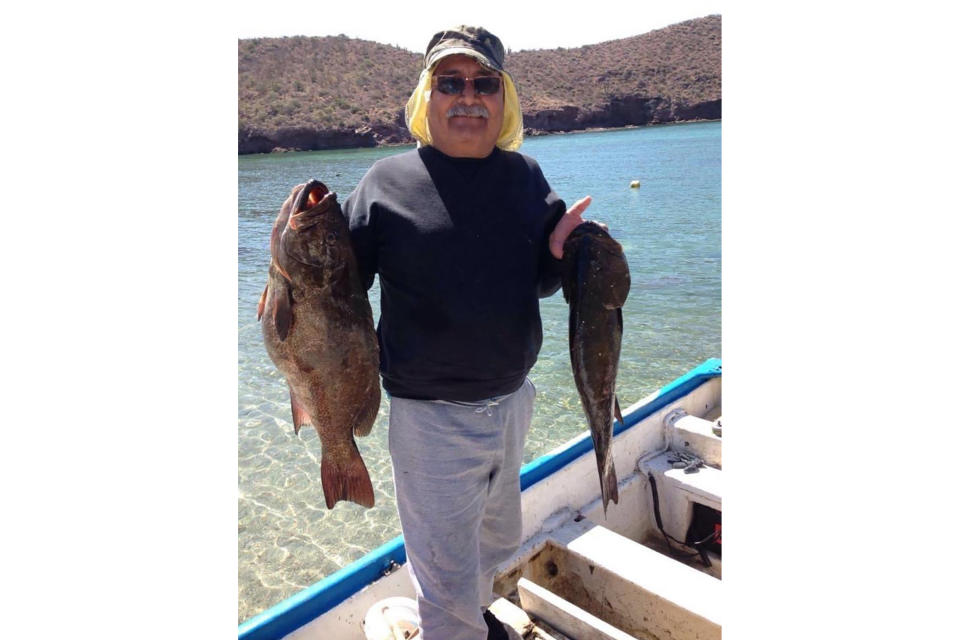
[238,357,721,639]
[238,536,406,640]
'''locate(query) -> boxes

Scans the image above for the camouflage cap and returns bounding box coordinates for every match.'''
[423,25,506,73]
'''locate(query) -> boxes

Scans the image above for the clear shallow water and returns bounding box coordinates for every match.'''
[238,121,720,622]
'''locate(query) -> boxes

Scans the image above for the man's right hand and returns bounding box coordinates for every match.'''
[550,196,606,259]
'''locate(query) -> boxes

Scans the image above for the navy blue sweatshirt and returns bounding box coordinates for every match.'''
[342,145,566,401]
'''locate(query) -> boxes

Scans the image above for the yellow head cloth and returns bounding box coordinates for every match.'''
[404,66,524,152]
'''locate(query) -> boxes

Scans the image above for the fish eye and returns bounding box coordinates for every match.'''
[326,232,337,243]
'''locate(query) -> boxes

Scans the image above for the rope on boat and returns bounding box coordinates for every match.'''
[647,472,719,565]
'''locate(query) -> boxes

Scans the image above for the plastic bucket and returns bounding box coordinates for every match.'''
[362,597,421,640]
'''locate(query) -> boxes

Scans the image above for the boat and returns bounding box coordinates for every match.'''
[239,358,722,640]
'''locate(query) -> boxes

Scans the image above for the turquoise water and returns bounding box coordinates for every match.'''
[238,121,720,622]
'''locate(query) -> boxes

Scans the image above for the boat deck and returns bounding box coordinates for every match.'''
[489,395,723,640]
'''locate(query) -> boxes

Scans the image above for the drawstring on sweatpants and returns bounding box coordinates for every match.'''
[475,399,501,417]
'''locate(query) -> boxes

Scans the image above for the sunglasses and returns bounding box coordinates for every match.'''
[433,74,502,96]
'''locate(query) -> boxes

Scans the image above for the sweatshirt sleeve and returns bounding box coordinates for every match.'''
[342,168,379,292]
[532,162,566,299]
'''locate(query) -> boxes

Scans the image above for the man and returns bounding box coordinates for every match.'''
[343,26,592,640]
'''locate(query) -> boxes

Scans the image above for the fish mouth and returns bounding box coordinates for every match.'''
[289,180,336,231]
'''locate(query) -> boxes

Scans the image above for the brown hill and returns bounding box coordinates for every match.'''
[238,15,720,154]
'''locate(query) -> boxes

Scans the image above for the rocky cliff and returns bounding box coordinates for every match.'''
[522,97,721,134]
[238,16,720,154]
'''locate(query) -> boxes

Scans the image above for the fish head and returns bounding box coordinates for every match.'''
[272,180,350,281]
[561,221,631,309]
[563,220,621,253]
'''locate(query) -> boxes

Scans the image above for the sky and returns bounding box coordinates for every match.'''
[235,0,723,53]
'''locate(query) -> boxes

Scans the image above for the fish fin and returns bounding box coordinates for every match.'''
[320,444,375,509]
[272,280,293,341]
[351,381,380,438]
[256,284,268,321]
[353,421,373,438]
[601,255,631,309]
[560,267,573,304]
[600,461,620,517]
[559,237,580,304]
[289,386,311,435]
[615,396,624,425]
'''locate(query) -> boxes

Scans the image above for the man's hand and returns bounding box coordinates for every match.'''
[549,196,601,259]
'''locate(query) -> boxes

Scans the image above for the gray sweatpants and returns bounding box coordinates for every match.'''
[388,378,535,640]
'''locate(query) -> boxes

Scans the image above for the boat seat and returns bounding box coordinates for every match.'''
[524,519,721,640]
[665,409,722,469]
[643,451,721,512]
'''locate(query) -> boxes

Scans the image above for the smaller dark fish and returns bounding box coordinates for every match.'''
[561,222,631,515]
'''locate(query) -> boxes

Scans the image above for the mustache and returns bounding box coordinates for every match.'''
[446,104,489,119]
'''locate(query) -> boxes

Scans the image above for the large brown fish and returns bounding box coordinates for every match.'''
[258,180,380,509]
[561,221,631,514]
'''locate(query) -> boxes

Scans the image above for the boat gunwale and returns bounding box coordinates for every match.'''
[238,357,722,640]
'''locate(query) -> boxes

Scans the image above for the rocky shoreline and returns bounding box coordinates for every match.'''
[238,98,721,155]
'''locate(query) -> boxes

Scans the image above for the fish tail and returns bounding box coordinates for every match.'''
[600,460,620,515]
[320,444,375,509]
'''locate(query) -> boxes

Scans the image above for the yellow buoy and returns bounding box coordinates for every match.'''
[630,180,640,188]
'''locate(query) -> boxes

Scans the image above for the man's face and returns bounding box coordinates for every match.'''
[426,55,504,158]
